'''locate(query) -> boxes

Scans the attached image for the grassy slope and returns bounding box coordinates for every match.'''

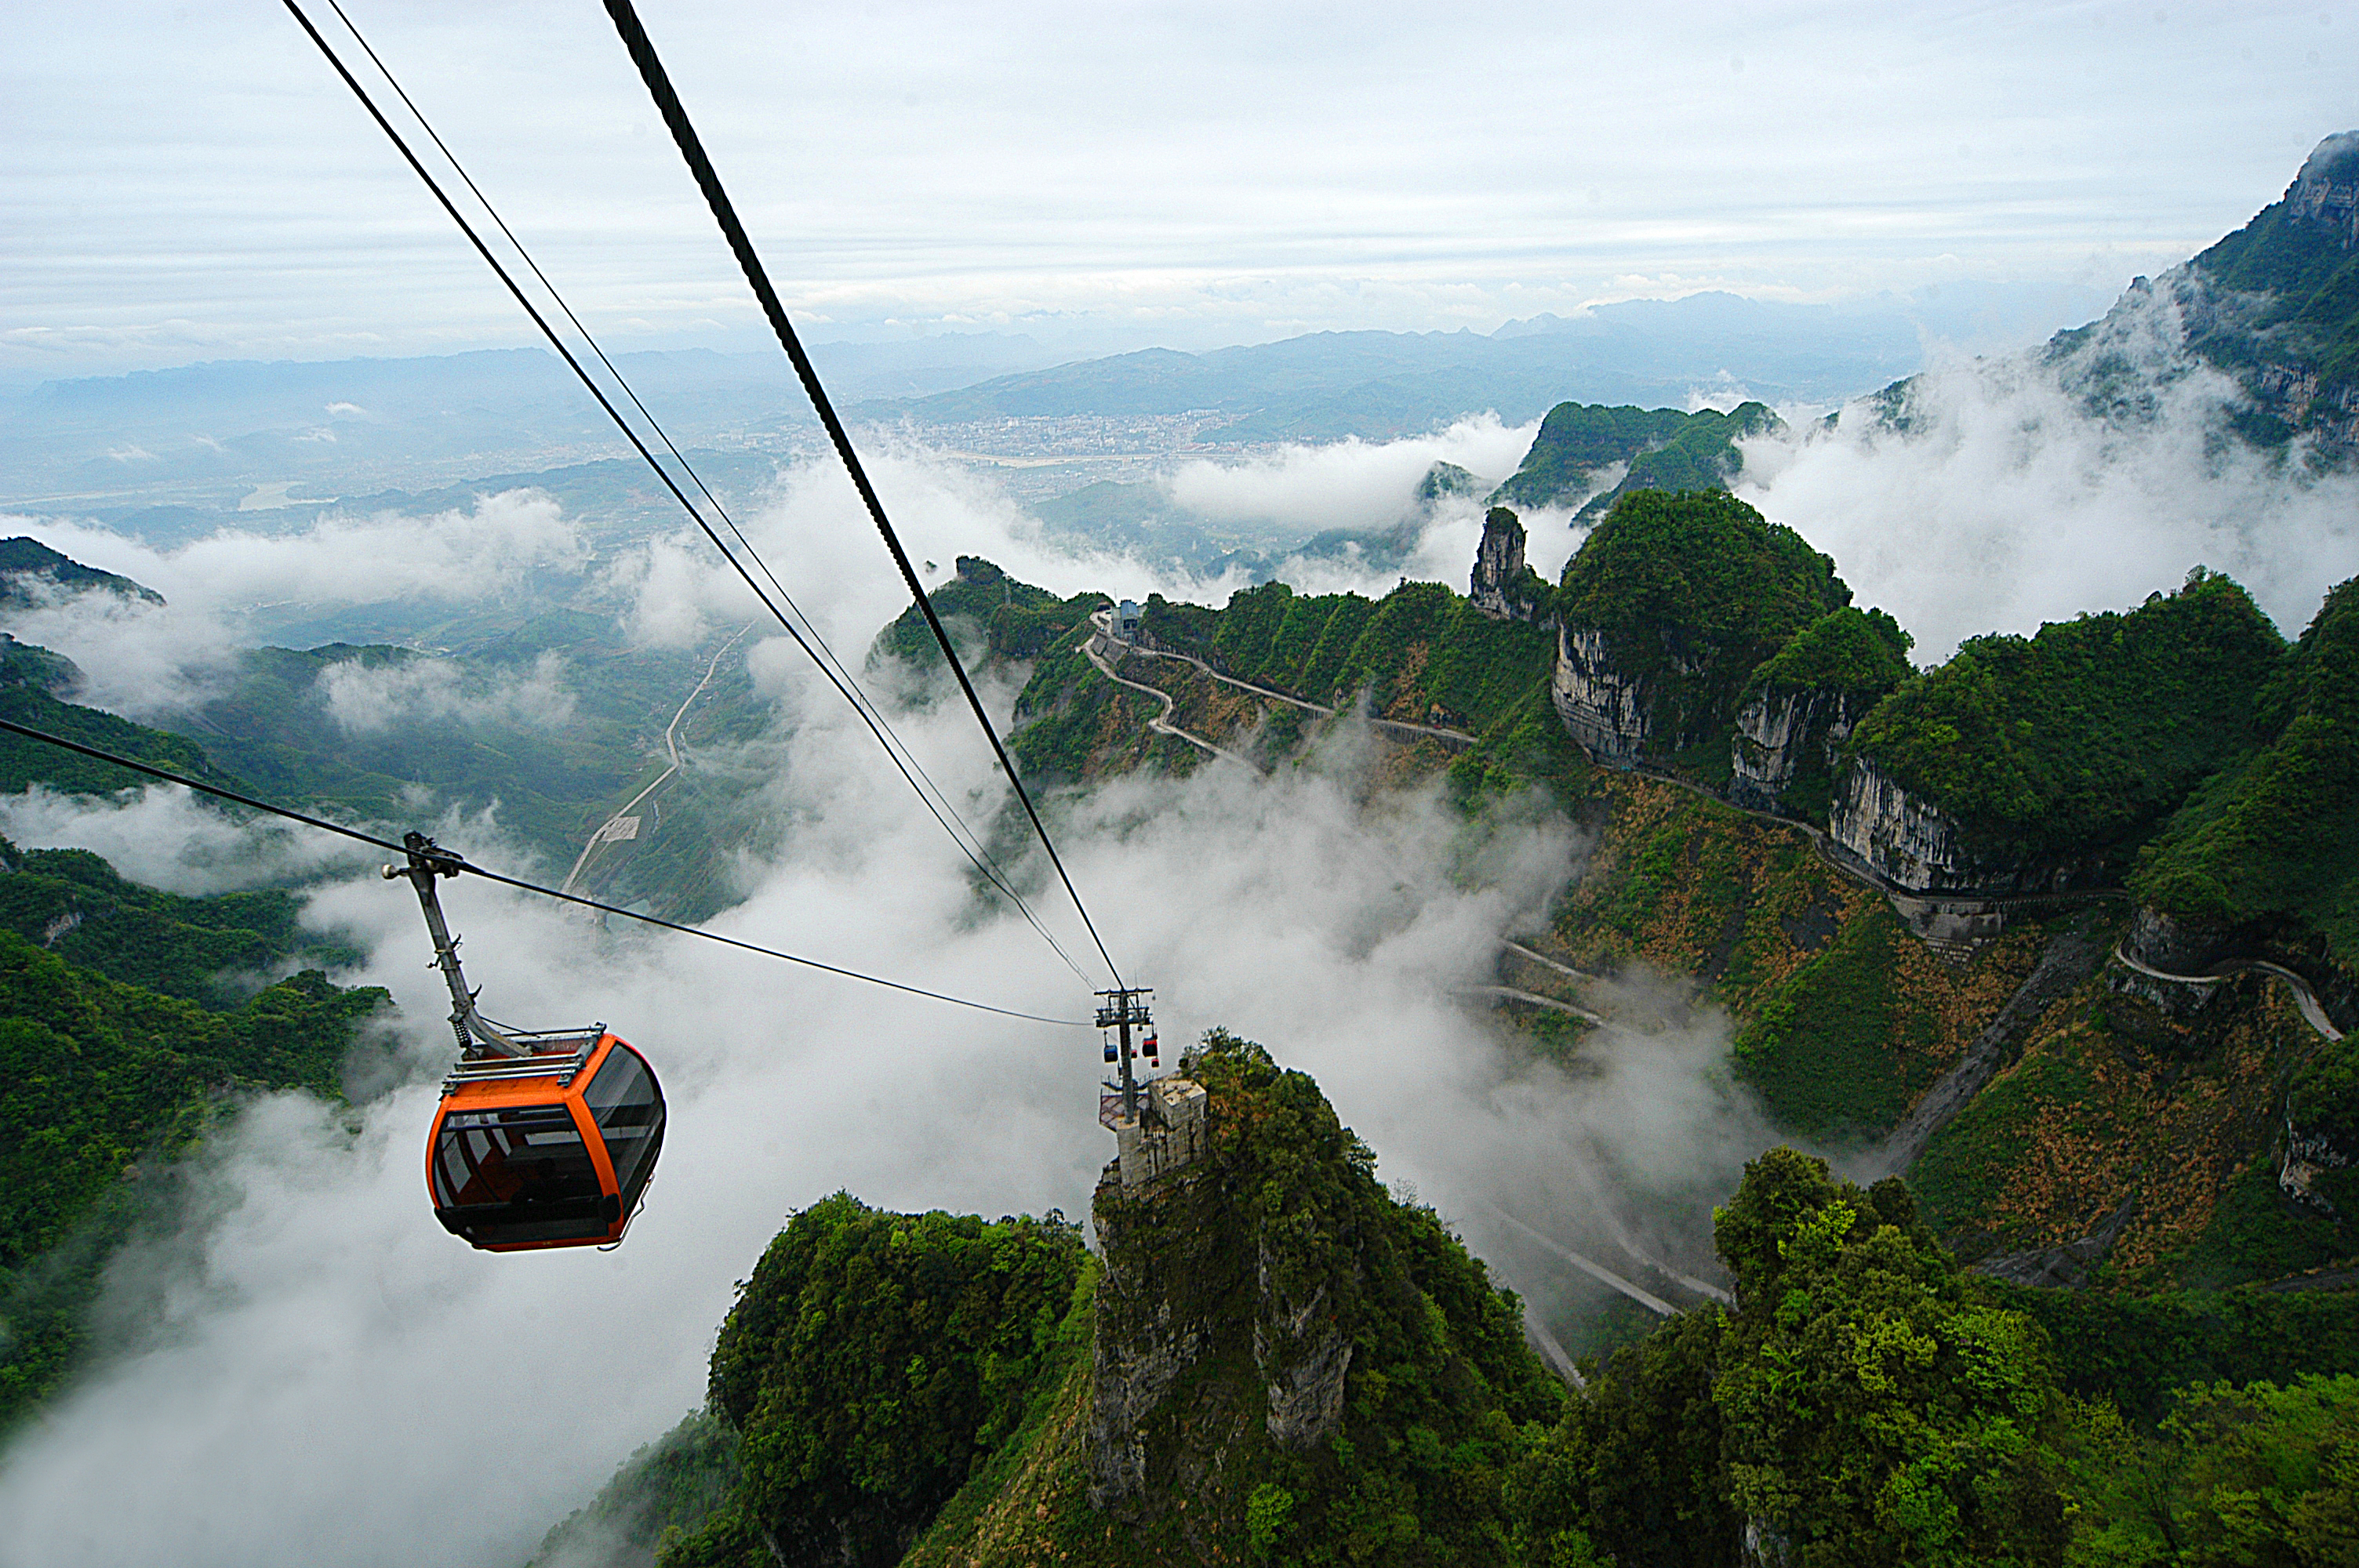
[1914,969,2351,1285]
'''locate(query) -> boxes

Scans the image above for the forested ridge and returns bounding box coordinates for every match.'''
[0,909,385,1428]
[568,1071,2359,1567]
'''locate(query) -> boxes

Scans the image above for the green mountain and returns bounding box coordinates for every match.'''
[1845,569,2288,873]
[1552,488,1852,777]
[2132,573,2359,975]
[552,1060,2359,1568]
[1488,401,1780,517]
[860,513,2356,1297]
[0,642,227,799]
[0,913,384,1430]
[2175,130,2359,452]
[0,537,163,610]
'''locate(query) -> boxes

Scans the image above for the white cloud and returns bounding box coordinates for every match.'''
[0,493,590,718]
[0,663,1769,1566]
[1737,290,2359,659]
[318,651,576,735]
[1161,416,1532,533]
[0,784,372,897]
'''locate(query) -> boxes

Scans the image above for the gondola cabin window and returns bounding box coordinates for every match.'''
[583,1040,664,1211]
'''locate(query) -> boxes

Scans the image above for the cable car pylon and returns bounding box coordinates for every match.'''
[1096,986,1157,1126]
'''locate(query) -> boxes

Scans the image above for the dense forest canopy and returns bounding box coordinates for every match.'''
[1845,569,2287,862]
[2132,575,2359,970]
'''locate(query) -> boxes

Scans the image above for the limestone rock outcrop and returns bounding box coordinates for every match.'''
[1081,1036,1557,1548]
[1826,760,2108,895]
[1550,625,1655,766]
[1469,506,1547,622]
[1730,687,1869,811]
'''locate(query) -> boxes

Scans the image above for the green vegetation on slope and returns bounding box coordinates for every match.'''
[1556,488,1852,766]
[994,569,1559,786]
[529,1407,743,1568]
[658,1196,1090,1568]
[1125,1032,1564,1566]
[2061,1373,2359,1565]
[1490,401,1780,515]
[1740,604,1914,703]
[0,925,385,1428]
[873,557,1106,671]
[0,838,355,1008]
[896,1030,1567,1568]
[1990,1280,2359,1426]
[1909,967,2340,1287]
[0,671,229,798]
[1732,901,1946,1142]
[2133,574,2359,975]
[1848,569,2287,865]
[1515,1149,2070,1566]
[2191,135,2359,412]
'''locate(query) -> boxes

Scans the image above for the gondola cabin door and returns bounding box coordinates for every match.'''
[427,1032,665,1251]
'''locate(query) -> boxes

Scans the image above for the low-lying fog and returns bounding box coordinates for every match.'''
[2,339,2354,1563]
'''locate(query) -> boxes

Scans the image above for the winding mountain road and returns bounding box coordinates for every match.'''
[1456,983,1630,1036]
[1079,637,1262,770]
[1085,612,1478,750]
[559,623,753,898]
[2112,944,2344,1042]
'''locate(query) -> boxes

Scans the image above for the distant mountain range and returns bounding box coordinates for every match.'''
[0,290,2055,535]
[849,293,1925,440]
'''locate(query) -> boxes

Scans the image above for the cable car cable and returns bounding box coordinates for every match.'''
[601,0,1128,993]
[0,714,1086,1027]
[311,0,1056,985]
[283,0,1094,986]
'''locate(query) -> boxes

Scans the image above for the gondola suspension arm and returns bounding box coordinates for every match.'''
[385,831,522,1058]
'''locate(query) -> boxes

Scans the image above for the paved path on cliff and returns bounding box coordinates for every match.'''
[1086,612,1479,750]
[1457,984,1624,1033]
[1079,637,1263,771]
[1485,1207,1676,1316]
[560,622,752,898]
[1501,938,1608,985]
[1603,753,2129,917]
[1868,920,2108,1178]
[2112,944,2345,1042]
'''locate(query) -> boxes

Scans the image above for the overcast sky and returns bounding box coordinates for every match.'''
[5,1,2357,381]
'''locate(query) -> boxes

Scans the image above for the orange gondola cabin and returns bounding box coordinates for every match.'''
[389,832,667,1254]
[427,1029,665,1251]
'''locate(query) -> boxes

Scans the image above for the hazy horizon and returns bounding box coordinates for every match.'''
[8,2,2355,382]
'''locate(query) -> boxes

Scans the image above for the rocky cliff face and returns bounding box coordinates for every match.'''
[1827,759,2108,895]
[2121,905,2241,976]
[1549,624,1654,766]
[1469,506,1542,622]
[1729,686,1867,811]
[1086,1131,1357,1527]
[2289,130,2359,244]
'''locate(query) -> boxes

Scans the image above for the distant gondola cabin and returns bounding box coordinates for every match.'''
[427,1032,665,1251]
